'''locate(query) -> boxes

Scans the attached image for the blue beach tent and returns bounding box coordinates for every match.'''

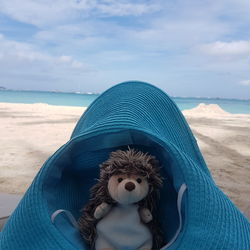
[0,81,249,249]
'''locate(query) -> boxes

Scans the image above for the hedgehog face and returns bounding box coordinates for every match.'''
[107,174,149,205]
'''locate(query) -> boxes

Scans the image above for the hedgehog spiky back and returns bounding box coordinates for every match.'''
[100,148,163,188]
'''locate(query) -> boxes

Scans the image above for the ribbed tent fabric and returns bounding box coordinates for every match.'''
[0,81,249,250]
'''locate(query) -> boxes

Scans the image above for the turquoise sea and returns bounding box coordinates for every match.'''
[0,90,250,114]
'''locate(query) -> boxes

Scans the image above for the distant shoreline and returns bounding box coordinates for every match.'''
[1,98,249,114]
[1,89,250,101]
[0,88,100,95]
[1,89,250,114]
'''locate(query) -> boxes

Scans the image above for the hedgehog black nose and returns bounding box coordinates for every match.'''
[125,182,135,191]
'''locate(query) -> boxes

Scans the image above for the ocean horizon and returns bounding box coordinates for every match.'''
[0,89,250,114]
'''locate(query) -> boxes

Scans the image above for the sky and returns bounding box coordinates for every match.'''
[0,0,250,98]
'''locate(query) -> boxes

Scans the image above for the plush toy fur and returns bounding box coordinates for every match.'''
[78,148,164,250]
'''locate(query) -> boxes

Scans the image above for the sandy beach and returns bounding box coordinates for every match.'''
[0,102,249,216]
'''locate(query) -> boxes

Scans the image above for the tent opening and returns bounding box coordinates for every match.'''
[43,129,187,249]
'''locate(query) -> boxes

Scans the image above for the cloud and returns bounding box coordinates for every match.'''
[34,22,112,50]
[199,41,250,56]
[0,34,88,69]
[128,19,230,51]
[0,0,159,27]
[94,0,159,17]
[239,79,250,86]
[1,0,250,98]
[0,0,73,27]
[0,34,94,90]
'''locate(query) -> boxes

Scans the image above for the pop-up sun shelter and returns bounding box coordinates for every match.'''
[0,81,249,249]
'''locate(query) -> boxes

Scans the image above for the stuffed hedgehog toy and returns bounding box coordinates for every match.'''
[78,148,164,250]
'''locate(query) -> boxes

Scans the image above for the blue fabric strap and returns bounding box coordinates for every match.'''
[161,183,187,249]
[51,209,79,230]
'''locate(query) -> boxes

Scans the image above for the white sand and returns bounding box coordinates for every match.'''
[183,104,250,216]
[0,102,249,216]
[0,103,84,193]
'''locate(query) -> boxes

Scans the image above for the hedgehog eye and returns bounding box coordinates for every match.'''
[118,178,123,183]
[136,178,142,184]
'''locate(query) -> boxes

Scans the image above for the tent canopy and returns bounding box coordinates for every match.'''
[1,81,249,250]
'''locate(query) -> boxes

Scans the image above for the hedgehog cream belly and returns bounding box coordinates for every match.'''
[95,204,152,250]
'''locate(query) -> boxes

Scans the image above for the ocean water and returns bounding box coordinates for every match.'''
[0,90,250,114]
